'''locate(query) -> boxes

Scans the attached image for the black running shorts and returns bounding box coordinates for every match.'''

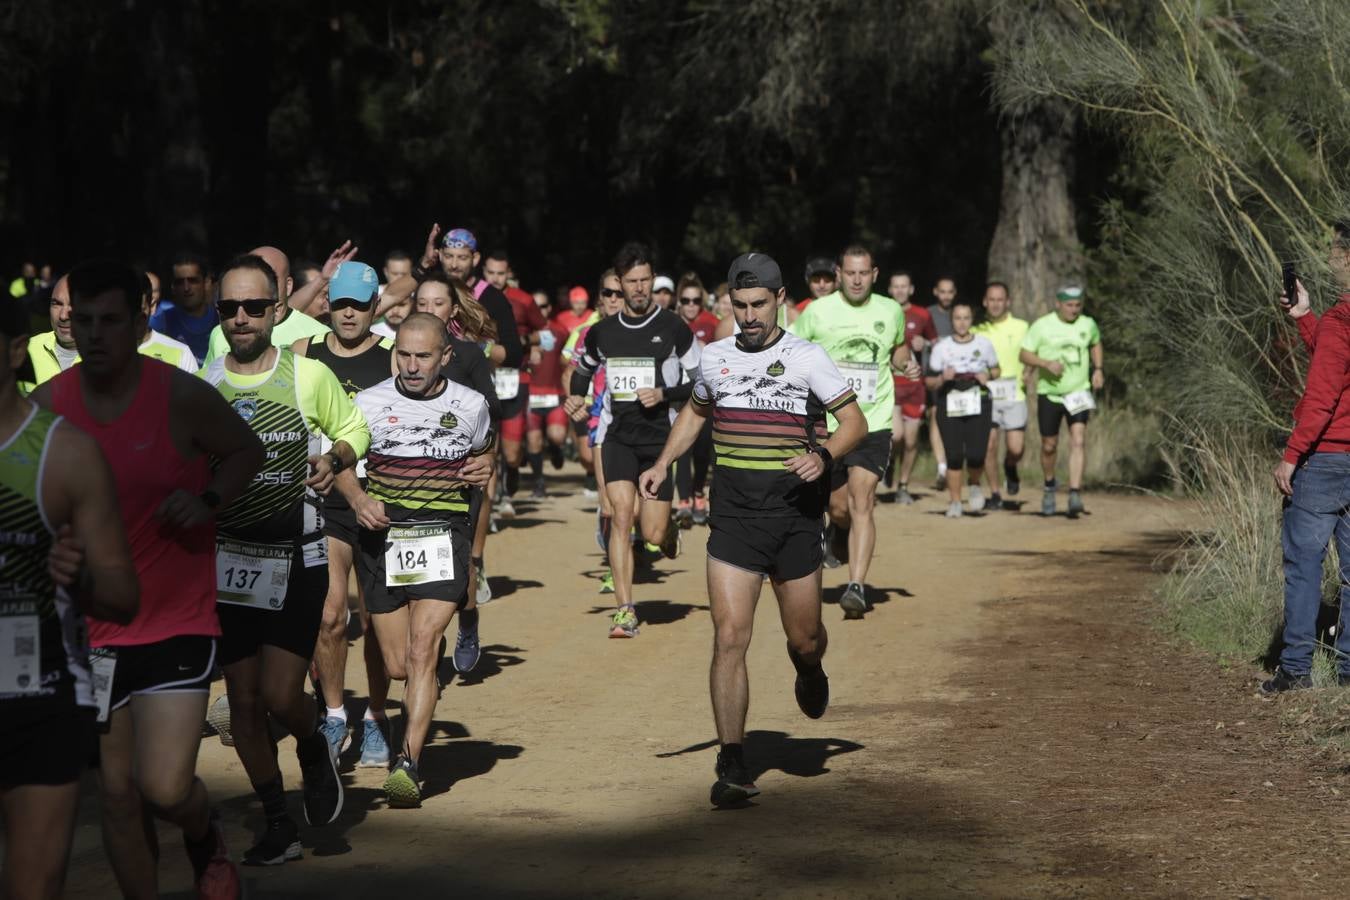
[0,704,96,788]
[831,429,892,488]
[602,440,674,501]
[707,514,823,582]
[359,516,473,614]
[217,539,328,666]
[322,492,360,547]
[1037,394,1091,436]
[98,635,216,718]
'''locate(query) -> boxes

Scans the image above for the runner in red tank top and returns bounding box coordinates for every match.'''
[34,261,263,900]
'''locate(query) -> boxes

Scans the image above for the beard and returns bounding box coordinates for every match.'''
[625,294,651,316]
[229,329,271,363]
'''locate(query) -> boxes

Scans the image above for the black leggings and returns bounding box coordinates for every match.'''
[936,391,993,471]
[675,417,714,501]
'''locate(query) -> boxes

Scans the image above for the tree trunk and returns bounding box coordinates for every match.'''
[986,99,1083,318]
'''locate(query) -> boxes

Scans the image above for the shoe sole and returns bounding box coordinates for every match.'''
[796,676,830,719]
[609,625,639,638]
[839,593,867,619]
[358,754,390,768]
[302,744,345,826]
[242,841,302,867]
[384,769,422,808]
[710,781,761,808]
[206,696,234,747]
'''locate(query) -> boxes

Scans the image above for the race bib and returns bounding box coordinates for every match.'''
[0,613,39,694]
[90,648,116,724]
[607,357,656,401]
[493,367,520,400]
[216,539,292,610]
[385,523,454,587]
[945,387,982,418]
[989,378,1017,402]
[529,392,561,410]
[1062,389,1096,415]
[837,361,880,404]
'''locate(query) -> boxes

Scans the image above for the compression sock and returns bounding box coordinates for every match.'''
[1005,462,1019,483]
[505,465,520,496]
[459,607,479,634]
[527,451,544,479]
[253,776,289,825]
[1044,478,1057,490]
[719,742,745,764]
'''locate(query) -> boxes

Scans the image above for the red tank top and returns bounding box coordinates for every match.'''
[51,358,219,646]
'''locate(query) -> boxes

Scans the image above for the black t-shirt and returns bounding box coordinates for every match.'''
[475,283,524,370]
[571,307,700,446]
[306,334,393,399]
[445,335,500,425]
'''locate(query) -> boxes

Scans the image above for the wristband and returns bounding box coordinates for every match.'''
[412,261,433,280]
[199,489,221,510]
[813,446,834,470]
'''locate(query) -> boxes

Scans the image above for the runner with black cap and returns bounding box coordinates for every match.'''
[795,256,838,313]
[639,252,865,807]
[0,295,140,900]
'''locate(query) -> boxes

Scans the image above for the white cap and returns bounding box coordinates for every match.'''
[653,275,675,293]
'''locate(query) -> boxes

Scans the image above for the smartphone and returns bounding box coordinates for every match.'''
[1282,261,1298,307]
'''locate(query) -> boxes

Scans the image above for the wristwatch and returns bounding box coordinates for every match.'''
[325,451,346,475]
[199,489,221,510]
[813,446,834,469]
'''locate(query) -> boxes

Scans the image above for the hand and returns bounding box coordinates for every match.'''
[354,494,390,530]
[48,524,84,587]
[974,370,990,385]
[901,358,921,379]
[942,366,956,382]
[636,387,664,408]
[306,454,336,494]
[784,449,827,483]
[322,240,359,280]
[1281,278,1311,319]
[910,335,926,354]
[1091,368,1105,391]
[564,395,589,422]
[1274,459,1296,496]
[529,347,543,368]
[1045,360,1065,378]
[421,223,441,269]
[461,453,494,486]
[639,466,667,500]
[155,489,214,528]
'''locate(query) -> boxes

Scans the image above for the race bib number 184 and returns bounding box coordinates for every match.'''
[386,524,454,587]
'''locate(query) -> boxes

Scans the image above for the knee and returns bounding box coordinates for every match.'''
[260,683,294,719]
[1070,433,1086,451]
[787,622,826,658]
[138,771,195,814]
[227,688,265,733]
[848,489,875,515]
[1042,437,1058,454]
[321,601,348,641]
[713,621,752,657]
[382,652,408,682]
[99,773,142,818]
[405,633,440,674]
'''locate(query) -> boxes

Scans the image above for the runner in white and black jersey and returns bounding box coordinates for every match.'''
[336,313,494,809]
[565,242,700,639]
[639,253,865,808]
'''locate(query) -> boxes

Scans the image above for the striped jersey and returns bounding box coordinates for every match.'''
[693,330,855,518]
[355,376,493,516]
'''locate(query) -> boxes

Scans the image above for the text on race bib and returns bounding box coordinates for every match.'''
[493,367,521,400]
[216,539,291,611]
[1061,389,1096,415]
[385,523,454,586]
[988,378,1018,402]
[945,387,982,418]
[0,613,39,694]
[837,361,880,404]
[91,648,116,723]
[607,357,656,402]
[529,392,561,410]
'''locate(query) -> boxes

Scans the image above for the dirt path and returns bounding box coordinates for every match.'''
[55,474,1350,898]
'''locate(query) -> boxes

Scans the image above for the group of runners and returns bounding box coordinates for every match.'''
[0,232,1103,899]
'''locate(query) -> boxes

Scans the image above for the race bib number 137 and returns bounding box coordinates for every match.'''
[216,540,291,611]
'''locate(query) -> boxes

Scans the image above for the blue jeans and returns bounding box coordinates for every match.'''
[1280,452,1350,675]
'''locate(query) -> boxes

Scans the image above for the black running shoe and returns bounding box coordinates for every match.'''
[548,442,565,470]
[242,817,302,867]
[297,730,344,826]
[794,665,830,719]
[1005,467,1020,496]
[829,524,850,566]
[1260,666,1313,695]
[710,750,760,808]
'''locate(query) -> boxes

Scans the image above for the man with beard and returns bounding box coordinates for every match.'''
[202,246,329,367]
[149,253,217,364]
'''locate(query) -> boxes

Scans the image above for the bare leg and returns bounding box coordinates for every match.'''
[639,496,672,546]
[315,537,354,712]
[707,558,762,745]
[1041,434,1059,483]
[1067,422,1087,490]
[928,407,947,469]
[899,416,923,485]
[400,598,459,764]
[827,480,850,530]
[771,565,827,667]
[1,782,80,900]
[983,427,1002,494]
[845,468,880,584]
[607,479,639,609]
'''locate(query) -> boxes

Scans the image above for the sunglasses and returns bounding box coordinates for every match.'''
[216,298,273,318]
[678,295,703,305]
[600,289,623,299]
[329,296,375,312]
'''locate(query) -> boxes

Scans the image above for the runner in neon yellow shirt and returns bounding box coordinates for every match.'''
[788,245,915,619]
[1019,285,1103,518]
[972,281,1028,508]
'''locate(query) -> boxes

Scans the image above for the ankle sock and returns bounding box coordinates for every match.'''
[459,607,479,633]
[326,706,346,722]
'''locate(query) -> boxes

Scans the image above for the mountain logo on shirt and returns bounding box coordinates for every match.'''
[873,321,885,334]
[440,413,459,429]
[232,399,258,422]
[766,360,785,377]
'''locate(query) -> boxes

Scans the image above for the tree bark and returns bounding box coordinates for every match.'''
[986,98,1083,318]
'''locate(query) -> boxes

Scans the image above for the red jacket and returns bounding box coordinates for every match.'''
[1285,295,1350,463]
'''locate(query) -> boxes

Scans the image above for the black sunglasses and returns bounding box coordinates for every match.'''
[329,296,375,312]
[678,295,702,305]
[600,288,622,299]
[217,298,273,318]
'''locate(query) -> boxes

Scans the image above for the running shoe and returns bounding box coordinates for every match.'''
[583,486,599,500]
[945,501,964,518]
[896,486,914,506]
[242,817,302,867]
[839,582,867,620]
[206,694,234,747]
[609,605,639,638]
[598,570,615,594]
[358,718,391,768]
[692,495,709,526]
[987,492,1003,511]
[320,715,350,758]
[1260,666,1312,695]
[454,622,481,673]
[710,749,760,808]
[475,565,493,606]
[793,663,830,719]
[548,442,565,470]
[637,540,663,567]
[968,486,986,513]
[531,478,547,500]
[828,524,850,567]
[497,496,517,520]
[297,730,343,826]
[384,756,422,809]
[1067,490,1085,518]
[1005,466,1020,496]
[185,810,241,897]
[488,513,500,534]
[660,524,682,560]
[674,499,693,528]
[1041,488,1057,517]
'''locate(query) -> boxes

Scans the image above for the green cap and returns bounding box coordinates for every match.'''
[1056,285,1084,302]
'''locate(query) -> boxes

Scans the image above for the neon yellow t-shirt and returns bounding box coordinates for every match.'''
[1020,312,1100,401]
[973,315,1029,400]
[788,291,904,432]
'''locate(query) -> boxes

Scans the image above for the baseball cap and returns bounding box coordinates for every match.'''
[804,257,835,280]
[0,300,36,385]
[328,262,379,302]
[653,275,674,294]
[568,286,589,304]
[727,253,784,292]
[441,228,478,251]
[1056,284,1085,302]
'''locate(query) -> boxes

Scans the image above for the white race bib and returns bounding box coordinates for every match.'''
[0,613,39,694]
[988,378,1017,402]
[385,523,454,587]
[837,361,880,404]
[529,392,561,410]
[493,367,521,400]
[945,387,982,418]
[216,539,292,610]
[1061,389,1096,415]
[91,648,116,723]
[607,357,656,401]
